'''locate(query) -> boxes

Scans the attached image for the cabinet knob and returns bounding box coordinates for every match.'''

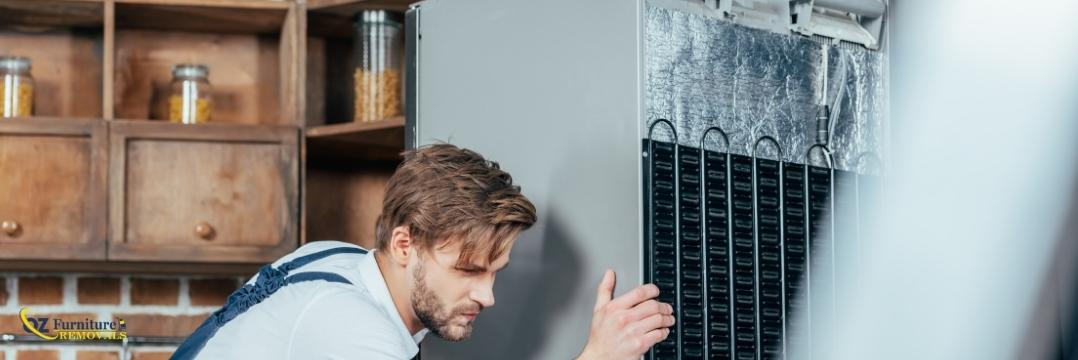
[1,220,19,236]
[194,222,215,240]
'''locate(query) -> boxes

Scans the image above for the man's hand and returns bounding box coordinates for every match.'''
[577,269,675,360]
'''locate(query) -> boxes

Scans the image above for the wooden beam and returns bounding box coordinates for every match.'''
[104,0,115,118]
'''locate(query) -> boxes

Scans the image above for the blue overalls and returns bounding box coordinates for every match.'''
[171,246,368,360]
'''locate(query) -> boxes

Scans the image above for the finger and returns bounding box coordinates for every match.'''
[639,328,671,352]
[626,299,671,322]
[608,283,660,310]
[593,269,616,311]
[632,313,676,335]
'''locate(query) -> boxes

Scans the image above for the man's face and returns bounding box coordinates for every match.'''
[408,240,511,341]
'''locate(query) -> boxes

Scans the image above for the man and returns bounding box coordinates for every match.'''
[172,144,674,359]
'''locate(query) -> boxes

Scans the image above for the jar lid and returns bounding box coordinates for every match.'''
[0,56,31,72]
[354,10,404,26]
[172,64,209,78]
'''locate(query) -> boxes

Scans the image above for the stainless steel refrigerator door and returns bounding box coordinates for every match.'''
[411,0,645,358]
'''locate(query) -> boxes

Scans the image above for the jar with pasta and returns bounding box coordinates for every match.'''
[0,56,34,118]
[352,10,404,123]
[168,64,213,124]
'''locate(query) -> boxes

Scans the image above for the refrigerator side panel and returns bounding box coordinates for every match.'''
[414,0,644,359]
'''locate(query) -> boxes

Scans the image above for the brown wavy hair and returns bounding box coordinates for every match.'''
[375,144,537,266]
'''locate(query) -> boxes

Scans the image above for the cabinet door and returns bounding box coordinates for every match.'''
[108,121,298,263]
[0,118,107,260]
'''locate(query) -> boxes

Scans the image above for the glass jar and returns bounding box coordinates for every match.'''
[0,56,34,118]
[168,64,213,124]
[353,10,404,123]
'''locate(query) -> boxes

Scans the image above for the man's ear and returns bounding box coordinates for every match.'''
[388,225,413,267]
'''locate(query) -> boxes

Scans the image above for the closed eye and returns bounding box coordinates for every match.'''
[455,266,486,274]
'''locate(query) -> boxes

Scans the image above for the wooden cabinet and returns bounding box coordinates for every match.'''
[0,0,412,272]
[0,118,107,260]
[108,121,298,263]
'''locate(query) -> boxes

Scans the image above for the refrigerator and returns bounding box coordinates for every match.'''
[405,0,889,358]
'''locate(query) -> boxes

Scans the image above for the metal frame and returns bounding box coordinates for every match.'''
[805,143,836,359]
[647,118,680,360]
[751,135,784,359]
[699,126,731,360]
[404,4,421,151]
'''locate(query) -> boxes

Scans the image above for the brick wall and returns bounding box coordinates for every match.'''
[0,273,245,360]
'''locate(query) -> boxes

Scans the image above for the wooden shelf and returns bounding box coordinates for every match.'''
[306,117,404,165]
[0,0,104,29]
[307,116,403,145]
[115,0,289,10]
[114,0,289,34]
[110,118,300,133]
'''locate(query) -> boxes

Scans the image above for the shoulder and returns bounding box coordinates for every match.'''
[244,241,368,285]
[275,241,367,268]
[300,286,389,325]
[287,287,411,359]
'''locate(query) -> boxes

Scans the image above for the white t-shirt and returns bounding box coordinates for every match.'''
[196,241,429,359]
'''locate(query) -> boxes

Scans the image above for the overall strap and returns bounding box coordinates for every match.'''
[277,246,368,273]
[171,246,368,360]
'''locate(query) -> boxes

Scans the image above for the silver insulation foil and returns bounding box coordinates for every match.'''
[644,3,887,172]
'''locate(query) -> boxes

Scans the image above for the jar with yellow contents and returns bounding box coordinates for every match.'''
[0,56,34,118]
[168,64,213,124]
[352,10,404,123]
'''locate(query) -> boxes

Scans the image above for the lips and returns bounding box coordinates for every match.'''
[460,312,478,321]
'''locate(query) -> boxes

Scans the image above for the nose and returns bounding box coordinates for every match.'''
[471,283,495,309]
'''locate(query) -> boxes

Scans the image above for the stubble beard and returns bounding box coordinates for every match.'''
[411,260,478,342]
